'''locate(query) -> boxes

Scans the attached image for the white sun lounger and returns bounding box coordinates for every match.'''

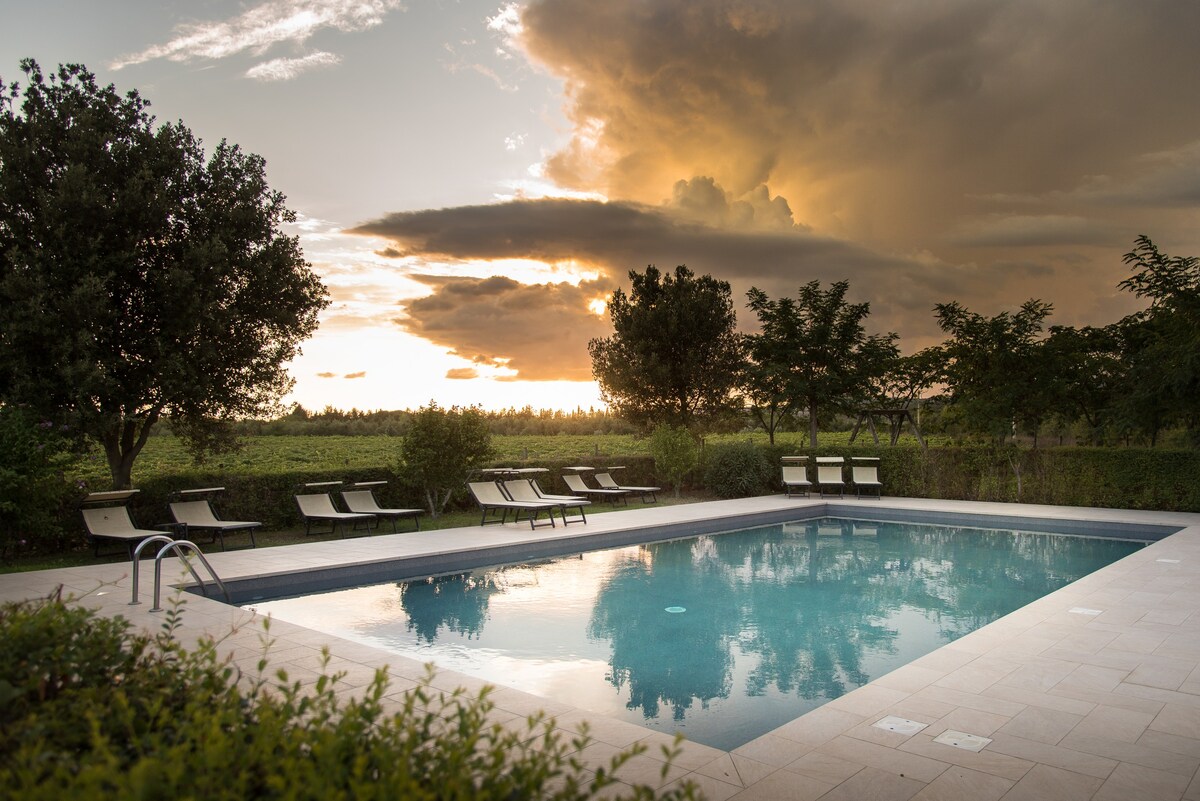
[503,479,588,524]
[295,491,375,537]
[341,484,422,532]
[562,473,629,505]
[781,457,812,498]
[467,481,559,529]
[169,498,260,551]
[81,492,163,557]
[594,468,659,503]
[815,457,845,498]
[850,457,882,499]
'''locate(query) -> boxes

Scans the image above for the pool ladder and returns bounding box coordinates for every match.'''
[129,534,230,611]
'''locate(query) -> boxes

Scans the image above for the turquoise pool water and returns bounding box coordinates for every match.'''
[247,517,1145,750]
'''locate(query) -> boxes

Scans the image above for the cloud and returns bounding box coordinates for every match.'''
[397,275,612,381]
[947,215,1111,248]
[245,51,341,81]
[110,0,405,70]
[352,195,1036,345]
[514,0,1200,256]
[344,371,367,379]
[316,371,337,378]
[446,367,480,380]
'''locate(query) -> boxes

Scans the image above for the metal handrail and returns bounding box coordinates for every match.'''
[144,539,230,612]
[129,534,177,605]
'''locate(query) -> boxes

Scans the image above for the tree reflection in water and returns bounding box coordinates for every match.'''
[586,520,1141,721]
[397,572,503,642]
[356,520,1142,743]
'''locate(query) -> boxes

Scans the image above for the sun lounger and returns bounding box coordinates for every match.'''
[815,457,845,498]
[167,487,260,551]
[341,482,422,532]
[594,467,659,503]
[295,489,375,537]
[503,479,588,524]
[467,481,559,529]
[562,473,629,505]
[850,457,882,499]
[781,456,812,498]
[80,490,163,557]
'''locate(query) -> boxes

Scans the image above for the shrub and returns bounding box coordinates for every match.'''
[0,407,78,559]
[702,442,773,498]
[649,425,700,498]
[0,591,699,800]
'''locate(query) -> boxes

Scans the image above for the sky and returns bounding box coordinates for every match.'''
[4,0,1200,413]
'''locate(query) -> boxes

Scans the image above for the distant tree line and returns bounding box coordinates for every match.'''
[230,405,642,438]
[588,237,1200,449]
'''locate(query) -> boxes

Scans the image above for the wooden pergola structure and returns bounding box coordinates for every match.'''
[848,408,927,448]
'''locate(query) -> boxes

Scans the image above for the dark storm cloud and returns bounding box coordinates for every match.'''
[352,195,1012,339]
[396,275,612,381]
[349,0,1200,378]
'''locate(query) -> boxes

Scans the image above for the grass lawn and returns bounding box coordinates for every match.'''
[1,491,712,575]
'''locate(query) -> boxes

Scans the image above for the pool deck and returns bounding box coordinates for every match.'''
[3,495,1199,801]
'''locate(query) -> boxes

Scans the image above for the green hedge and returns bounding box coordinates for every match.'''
[745,444,1200,511]
[0,592,697,800]
[47,445,1200,552]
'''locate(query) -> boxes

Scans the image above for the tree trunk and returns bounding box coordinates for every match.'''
[100,409,161,489]
[425,489,439,518]
[809,399,819,448]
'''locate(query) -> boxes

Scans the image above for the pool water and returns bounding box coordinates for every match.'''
[247,518,1145,750]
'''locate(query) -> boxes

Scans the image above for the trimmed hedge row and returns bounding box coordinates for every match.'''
[724,444,1200,511]
[49,446,1200,553]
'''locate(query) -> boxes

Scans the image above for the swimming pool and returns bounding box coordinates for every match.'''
[247,517,1146,750]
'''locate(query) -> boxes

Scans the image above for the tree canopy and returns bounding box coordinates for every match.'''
[588,265,743,431]
[744,281,898,446]
[934,298,1054,442]
[398,402,493,517]
[0,60,329,488]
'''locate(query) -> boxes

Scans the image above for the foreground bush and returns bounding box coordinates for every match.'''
[0,591,699,800]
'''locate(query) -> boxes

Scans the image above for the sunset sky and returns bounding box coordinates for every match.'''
[4,0,1200,413]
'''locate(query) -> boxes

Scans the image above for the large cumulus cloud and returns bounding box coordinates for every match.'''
[348,0,1200,385]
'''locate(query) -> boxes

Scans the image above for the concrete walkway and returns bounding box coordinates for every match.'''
[2,495,1198,800]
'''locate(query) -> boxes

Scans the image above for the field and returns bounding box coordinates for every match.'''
[76,430,922,486]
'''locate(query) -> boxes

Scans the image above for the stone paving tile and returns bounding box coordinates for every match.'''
[726,769,833,801]
[911,684,1026,717]
[1070,704,1156,743]
[824,683,911,718]
[985,732,1117,779]
[982,682,1097,715]
[815,735,951,783]
[1153,705,1200,740]
[1138,729,1200,759]
[896,733,1033,782]
[782,751,864,785]
[732,733,815,767]
[993,656,1080,692]
[1059,731,1200,777]
[1092,761,1194,801]
[770,705,866,747]
[661,771,742,801]
[813,765,926,801]
[921,705,1011,738]
[1128,657,1195,690]
[1186,767,1200,801]
[908,765,1014,801]
[1000,763,1105,801]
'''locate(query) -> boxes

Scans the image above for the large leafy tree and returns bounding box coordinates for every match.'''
[0,60,328,488]
[934,299,1054,442]
[1113,235,1200,444]
[744,281,898,447]
[588,265,743,430]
